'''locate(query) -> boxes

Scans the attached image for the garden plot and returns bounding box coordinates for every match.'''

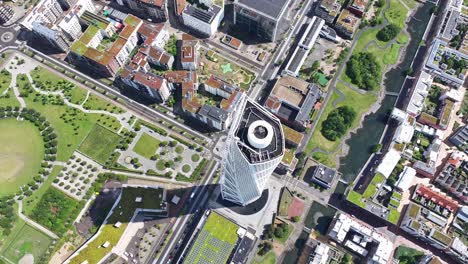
[116,125,203,179]
[52,152,101,200]
[199,48,256,90]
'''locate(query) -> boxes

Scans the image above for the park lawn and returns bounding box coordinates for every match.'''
[69,187,165,264]
[83,93,124,114]
[252,252,276,264]
[0,70,11,94]
[383,43,402,65]
[401,0,419,9]
[278,188,293,216]
[396,31,409,44]
[17,78,99,161]
[0,118,44,196]
[305,83,377,163]
[22,165,63,216]
[30,66,64,91]
[95,114,122,133]
[78,124,122,164]
[312,152,336,168]
[133,133,160,159]
[0,88,20,108]
[353,28,387,54]
[385,0,409,28]
[394,246,423,259]
[1,223,52,263]
[63,86,89,105]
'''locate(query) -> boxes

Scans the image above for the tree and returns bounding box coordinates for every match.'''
[292,216,300,222]
[346,52,381,90]
[371,144,382,153]
[321,106,357,141]
[377,24,400,41]
[341,253,353,264]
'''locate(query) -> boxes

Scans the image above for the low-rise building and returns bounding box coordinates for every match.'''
[309,164,336,189]
[281,124,304,148]
[264,76,321,131]
[328,213,394,264]
[376,149,401,179]
[334,9,360,39]
[395,166,416,192]
[347,0,369,18]
[425,39,467,87]
[400,202,467,263]
[315,0,341,24]
[434,151,467,203]
[182,3,224,37]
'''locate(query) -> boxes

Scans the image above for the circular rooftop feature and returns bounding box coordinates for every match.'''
[247,120,273,149]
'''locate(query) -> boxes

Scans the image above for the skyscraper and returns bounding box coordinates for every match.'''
[220,95,285,206]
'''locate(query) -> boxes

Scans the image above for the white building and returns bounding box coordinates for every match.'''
[182,4,224,37]
[284,16,325,76]
[328,213,393,264]
[376,149,401,178]
[220,95,285,206]
[406,71,432,117]
[395,166,416,191]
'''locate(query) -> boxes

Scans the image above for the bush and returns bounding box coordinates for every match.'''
[292,216,300,222]
[182,164,191,173]
[377,24,400,42]
[321,106,356,141]
[346,52,381,90]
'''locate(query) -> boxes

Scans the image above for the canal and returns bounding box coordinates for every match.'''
[338,2,435,183]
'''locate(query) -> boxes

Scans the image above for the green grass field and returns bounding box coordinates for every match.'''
[17,77,100,161]
[0,118,44,196]
[305,83,377,167]
[0,70,11,94]
[278,188,293,217]
[386,0,409,28]
[1,224,52,263]
[252,252,276,264]
[22,165,63,216]
[30,66,63,91]
[0,88,20,108]
[83,93,124,114]
[185,212,239,264]
[78,124,122,164]
[133,133,160,159]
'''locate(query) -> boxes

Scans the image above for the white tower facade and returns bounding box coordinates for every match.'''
[220,95,284,206]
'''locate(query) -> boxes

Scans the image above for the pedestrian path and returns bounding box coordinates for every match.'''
[17,201,59,239]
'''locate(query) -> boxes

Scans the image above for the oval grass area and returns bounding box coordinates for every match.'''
[0,118,44,196]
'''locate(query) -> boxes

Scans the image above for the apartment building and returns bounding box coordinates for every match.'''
[120,68,171,102]
[68,14,143,77]
[182,3,224,37]
[116,0,168,22]
[314,0,341,24]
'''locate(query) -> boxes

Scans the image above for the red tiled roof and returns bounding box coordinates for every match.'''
[181,45,195,63]
[265,96,281,111]
[134,71,164,91]
[164,71,197,84]
[176,0,186,15]
[415,184,459,212]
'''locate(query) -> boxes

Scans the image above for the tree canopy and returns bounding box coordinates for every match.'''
[321,106,357,141]
[346,52,381,90]
[377,24,400,42]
